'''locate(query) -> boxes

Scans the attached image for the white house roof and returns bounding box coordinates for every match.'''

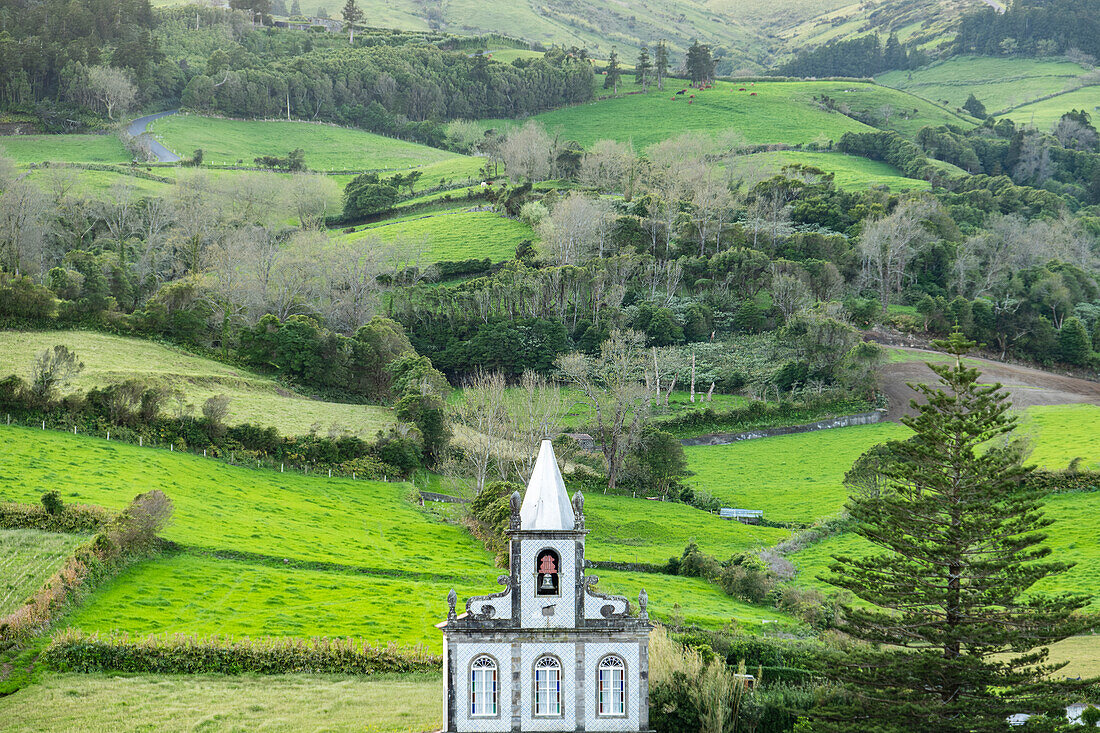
[519,439,575,531]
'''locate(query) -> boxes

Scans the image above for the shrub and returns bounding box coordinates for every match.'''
[0,501,111,533]
[43,630,441,675]
[40,491,64,516]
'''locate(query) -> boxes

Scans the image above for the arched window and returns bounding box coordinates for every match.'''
[533,655,562,716]
[597,655,626,716]
[470,655,498,716]
[535,549,560,596]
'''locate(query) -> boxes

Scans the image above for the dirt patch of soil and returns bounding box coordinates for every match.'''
[879,347,1100,421]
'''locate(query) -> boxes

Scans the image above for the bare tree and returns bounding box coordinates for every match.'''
[508,370,566,481]
[224,172,284,228]
[288,173,337,229]
[0,179,51,274]
[449,369,509,493]
[1052,117,1099,151]
[86,65,137,120]
[858,199,937,316]
[580,139,636,197]
[30,345,84,404]
[169,172,221,275]
[556,329,650,491]
[770,272,813,320]
[500,121,554,182]
[134,196,176,288]
[321,236,387,332]
[684,164,735,256]
[537,192,612,266]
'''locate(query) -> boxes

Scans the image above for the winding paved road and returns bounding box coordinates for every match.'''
[127,110,180,162]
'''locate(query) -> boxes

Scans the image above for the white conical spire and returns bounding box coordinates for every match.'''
[519,438,575,531]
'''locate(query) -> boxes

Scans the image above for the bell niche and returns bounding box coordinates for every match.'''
[535,548,560,596]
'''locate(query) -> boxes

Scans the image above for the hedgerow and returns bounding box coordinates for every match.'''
[44,630,442,675]
[0,502,111,533]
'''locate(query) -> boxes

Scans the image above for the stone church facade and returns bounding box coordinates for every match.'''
[437,439,653,732]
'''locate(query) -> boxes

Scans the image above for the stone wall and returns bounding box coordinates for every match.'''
[680,409,887,447]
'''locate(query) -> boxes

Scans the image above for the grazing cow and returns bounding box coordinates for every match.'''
[750,92,757,96]
[675,89,686,95]
[739,87,746,91]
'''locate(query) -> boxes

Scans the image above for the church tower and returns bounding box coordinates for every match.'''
[438,438,653,732]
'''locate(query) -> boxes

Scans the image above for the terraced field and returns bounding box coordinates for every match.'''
[0,331,393,437]
[1001,85,1100,131]
[0,530,88,616]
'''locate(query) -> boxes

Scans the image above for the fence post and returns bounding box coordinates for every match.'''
[139,436,143,447]
[42,420,46,429]
[170,444,173,451]
[281,463,284,472]
[328,468,332,478]
[107,431,110,441]
[73,425,77,434]
[204,449,207,457]
[353,473,356,480]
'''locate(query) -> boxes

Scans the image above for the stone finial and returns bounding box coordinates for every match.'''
[639,588,649,620]
[509,490,522,530]
[447,588,457,621]
[572,491,585,529]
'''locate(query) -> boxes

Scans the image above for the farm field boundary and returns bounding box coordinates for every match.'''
[681,409,887,446]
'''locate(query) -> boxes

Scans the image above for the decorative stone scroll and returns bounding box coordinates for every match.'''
[466,575,514,620]
[583,575,631,619]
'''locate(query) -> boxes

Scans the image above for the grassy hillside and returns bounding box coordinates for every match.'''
[777,0,972,56]
[503,80,970,149]
[0,331,393,437]
[1000,85,1100,131]
[0,134,129,165]
[148,114,482,177]
[0,425,795,648]
[0,530,87,616]
[877,56,1092,114]
[725,150,929,190]
[684,422,910,523]
[0,672,443,733]
[333,206,532,263]
[784,404,1100,604]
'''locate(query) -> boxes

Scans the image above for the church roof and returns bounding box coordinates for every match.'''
[519,438,575,531]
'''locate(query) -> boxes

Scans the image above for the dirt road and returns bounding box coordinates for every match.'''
[879,347,1100,421]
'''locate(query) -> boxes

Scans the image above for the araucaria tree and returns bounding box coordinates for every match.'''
[604,48,622,94]
[654,40,669,91]
[816,331,1089,732]
[341,0,363,44]
[635,47,652,92]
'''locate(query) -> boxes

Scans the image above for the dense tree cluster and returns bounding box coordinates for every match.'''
[955,0,1100,58]
[774,34,924,79]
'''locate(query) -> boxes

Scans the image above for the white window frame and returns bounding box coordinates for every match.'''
[470,655,499,717]
[597,655,627,717]
[533,655,562,717]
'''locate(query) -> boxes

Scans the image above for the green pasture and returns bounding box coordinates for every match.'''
[498,80,968,149]
[0,330,393,437]
[877,56,1091,113]
[1000,85,1100,131]
[333,206,532,263]
[684,423,910,523]
[0,529,87,616]
[559,388,746,431]
[0,671,443,733]
[148,114,479,175]
[725,150,928,191]
[21,166,172,199]
[0,425,492,579]
[784,404,1100,604]
[1,425,792,647]
[583,492,788,566]
[0,134,129,165]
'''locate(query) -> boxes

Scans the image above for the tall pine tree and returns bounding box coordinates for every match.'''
[635,47,652,92]
[655,40,669,91]
[816,330,1090,732]
[341,0,363,44]
[685,40,713,86]
[604,48,622,94]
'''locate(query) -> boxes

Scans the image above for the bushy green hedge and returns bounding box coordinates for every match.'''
[0,502,110,533]
[44,630,442,676]
[1029,470,1100,494]
[660,397,875,438]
